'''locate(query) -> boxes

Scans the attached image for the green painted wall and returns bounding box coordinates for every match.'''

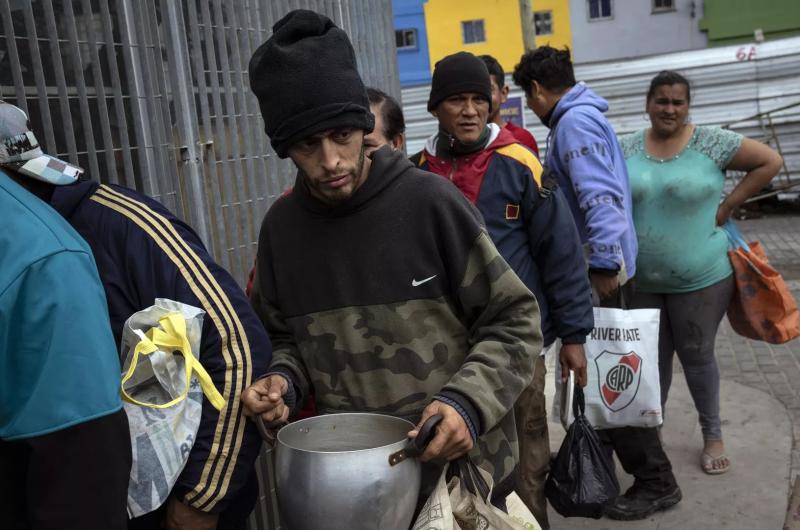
[700,0,800,46]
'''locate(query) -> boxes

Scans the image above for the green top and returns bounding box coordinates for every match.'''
[620,126,743,293]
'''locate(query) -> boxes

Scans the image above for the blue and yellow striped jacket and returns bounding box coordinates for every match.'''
[416,126,593,346]
[50,179,272,516]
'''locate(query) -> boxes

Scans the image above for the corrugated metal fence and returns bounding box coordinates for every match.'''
[1,2,399,529]
[403,36,800,194]
[0,0,400,286]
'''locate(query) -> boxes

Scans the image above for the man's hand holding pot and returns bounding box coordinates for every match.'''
[241,374,291,428]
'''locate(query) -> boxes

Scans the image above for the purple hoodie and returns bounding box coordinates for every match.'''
[544,83,638,278]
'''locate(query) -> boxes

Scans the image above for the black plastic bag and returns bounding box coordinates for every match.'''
[545,385,620,518]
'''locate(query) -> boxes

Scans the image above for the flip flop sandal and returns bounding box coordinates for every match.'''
[701,452,731,475]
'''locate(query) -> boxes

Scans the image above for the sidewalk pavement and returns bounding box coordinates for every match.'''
[542,364,791,529]
[517,215,800,529]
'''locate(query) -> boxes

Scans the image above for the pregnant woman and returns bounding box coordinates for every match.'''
[619,70,782,475]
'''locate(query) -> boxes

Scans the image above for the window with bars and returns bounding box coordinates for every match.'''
[533,11,552,36]
[588,0,613,20]
[652,0,675,12]
[461,19,485,44]
[395,28,417,50]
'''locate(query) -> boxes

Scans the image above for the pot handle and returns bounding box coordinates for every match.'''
[255,415,279,448]
[388,414,443,466]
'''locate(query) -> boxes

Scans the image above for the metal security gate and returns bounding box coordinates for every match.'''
[1,2,399,528]
[0,0,400,285]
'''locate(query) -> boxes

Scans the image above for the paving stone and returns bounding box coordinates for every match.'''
[750,383,774,394]
[773,386,796,396]
[737,373,765,384]
[766,372,790,383]
[738,362,759,372]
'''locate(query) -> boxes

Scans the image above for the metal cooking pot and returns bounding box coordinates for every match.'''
[258,413,440,530]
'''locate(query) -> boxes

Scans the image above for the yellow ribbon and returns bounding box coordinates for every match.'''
[121,312,226,411]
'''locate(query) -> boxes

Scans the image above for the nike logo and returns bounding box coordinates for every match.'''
[411,275,437,287]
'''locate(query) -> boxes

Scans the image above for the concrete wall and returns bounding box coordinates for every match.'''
[569,0,707,64]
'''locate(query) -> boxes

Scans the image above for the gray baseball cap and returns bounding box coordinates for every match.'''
[0,101,83,185]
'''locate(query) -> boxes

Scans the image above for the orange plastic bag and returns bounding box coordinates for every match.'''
[725,222,800,344]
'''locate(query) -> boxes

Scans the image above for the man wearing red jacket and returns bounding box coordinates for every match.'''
[479,54,539,156]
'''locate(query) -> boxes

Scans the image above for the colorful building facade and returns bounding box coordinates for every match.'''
[532,0,573,50]
[569,0,707,63]
[393,0,575,86]
[393,0,432,86]
[394,0,798,84]
[700,0,800,46]
[423,0,525,76]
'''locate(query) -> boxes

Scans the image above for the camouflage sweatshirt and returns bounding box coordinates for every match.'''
[251,146,543,489]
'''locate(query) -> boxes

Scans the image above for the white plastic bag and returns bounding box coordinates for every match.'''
[554,307,662,430]
[412,460,541,530]
[120,298,226,517]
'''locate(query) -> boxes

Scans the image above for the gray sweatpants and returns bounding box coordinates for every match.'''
[630,275,735,441]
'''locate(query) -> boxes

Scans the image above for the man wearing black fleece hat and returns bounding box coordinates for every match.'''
[241,9,542,516]
[414,51,594,528]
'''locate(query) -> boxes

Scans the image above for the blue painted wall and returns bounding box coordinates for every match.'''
[393,0,431,86]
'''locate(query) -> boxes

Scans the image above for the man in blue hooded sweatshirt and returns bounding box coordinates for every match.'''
[513,47,681,520]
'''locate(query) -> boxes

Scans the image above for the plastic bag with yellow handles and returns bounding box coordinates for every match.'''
[120,298,226,518]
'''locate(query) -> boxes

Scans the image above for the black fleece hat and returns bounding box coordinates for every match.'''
[248,10,374,158]
[427,52,492,112]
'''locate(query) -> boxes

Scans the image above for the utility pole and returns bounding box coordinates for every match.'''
[520,0,536,51]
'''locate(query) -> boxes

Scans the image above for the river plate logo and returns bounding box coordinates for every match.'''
[595,350,642,411]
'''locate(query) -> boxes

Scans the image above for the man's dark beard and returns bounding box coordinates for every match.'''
[299,145,367,204]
